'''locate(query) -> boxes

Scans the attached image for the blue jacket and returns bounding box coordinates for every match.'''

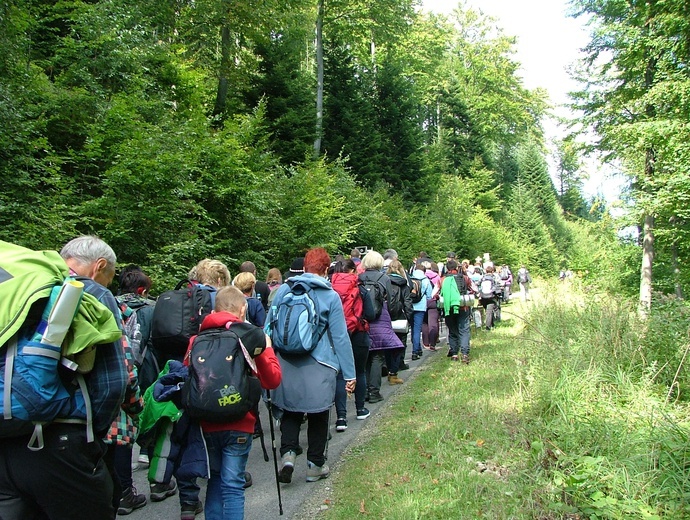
[268,273,355,380]
[411,270,433,312]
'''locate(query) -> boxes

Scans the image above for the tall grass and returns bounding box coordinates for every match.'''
[519,283,690,518]
[316,282,690,519]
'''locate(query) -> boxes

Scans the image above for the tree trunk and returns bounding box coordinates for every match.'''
[313,0,324,157]
[638,146,655,317]
[212,25,232,122]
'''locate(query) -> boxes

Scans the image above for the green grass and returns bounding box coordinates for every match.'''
[320,284,690,519]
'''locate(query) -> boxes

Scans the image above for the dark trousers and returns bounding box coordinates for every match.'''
[0,424,114,520]
[280,410,329,467]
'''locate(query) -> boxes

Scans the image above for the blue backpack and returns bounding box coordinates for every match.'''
[268,280,327,356]
[0,241,121,449]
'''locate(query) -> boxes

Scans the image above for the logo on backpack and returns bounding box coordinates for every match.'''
[409,278,424,304]
[268,281,326,356]
[362,273,386,320]
[151,280,216,361]
[182,327,261,422]
[331,273,368,334]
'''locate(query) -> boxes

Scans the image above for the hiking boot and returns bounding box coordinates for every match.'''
[180,501,203,520]
[149,480,177,502]
[243,471,253,489]
[356,408,370,420]
[462,354,470,364]
[411,353,420,361]
[399,362,410,371]
[387,374,403,385]
[279,450,296,483]
[306,461,330,482]
[117,486,147,515]
[381,365,389,377]
[335,418,348,432]
[368,392,383,403]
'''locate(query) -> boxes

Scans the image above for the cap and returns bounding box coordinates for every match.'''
[289,257,304,274]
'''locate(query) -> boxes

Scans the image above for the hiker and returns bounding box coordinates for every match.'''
[331,259,376,431]
[438,251,456,277]
[422,261,442,351]
[239,261,270,313]
[440,260,475,363]
[360,250,404,402]
[386,259,414,372]
[233,271,266,327]
[148,258,232,519]
[113,266,158,514]
[187,286,281,520]
[410,260,433,361]
[271,248,356,484]
[478,265,502,330]
[498,264,513,302]
[0,236,130,520]
[282,257,304,282]
[517,265,532,301]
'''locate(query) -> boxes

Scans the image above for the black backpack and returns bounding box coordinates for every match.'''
[182,327,262,422]
[409,278,424,304]
[362,273,386,319]
[151,280,216,361]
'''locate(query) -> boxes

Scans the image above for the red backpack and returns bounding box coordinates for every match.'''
[331,272,369,334]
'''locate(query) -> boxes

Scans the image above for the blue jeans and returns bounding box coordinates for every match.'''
[203,430,253,520]
[411,311,425,354]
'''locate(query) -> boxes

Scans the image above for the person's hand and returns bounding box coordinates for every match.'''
[345,379,356,394]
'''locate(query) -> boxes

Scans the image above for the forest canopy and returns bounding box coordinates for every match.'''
[1,0,685,303]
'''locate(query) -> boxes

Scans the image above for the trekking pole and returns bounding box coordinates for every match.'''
[265,389,284,515]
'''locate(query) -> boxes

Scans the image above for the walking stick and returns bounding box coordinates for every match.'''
[265,389,284,515]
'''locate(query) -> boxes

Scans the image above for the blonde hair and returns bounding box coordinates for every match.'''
[214,286,247,314]
[266,267,282,285]
[361,250,384,270]
[189,259,231,288]
[388,259,407,278]
[233,271,256,294]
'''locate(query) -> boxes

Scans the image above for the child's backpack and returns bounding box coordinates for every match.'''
[409,278,424,304]
[479,275,497,299]
[268,280,326,355]
[0,241,122,448]
[362,273,386,319]
[331,273,368,334]
[499,266,511,281]
[182,326,261,422]
[151,280,216,361]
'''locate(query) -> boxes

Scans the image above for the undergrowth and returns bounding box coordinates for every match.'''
[318,281,690,519]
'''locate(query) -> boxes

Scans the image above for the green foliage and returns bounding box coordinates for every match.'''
[518,290,690,519]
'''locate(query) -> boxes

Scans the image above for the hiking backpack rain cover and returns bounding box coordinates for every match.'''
[268,280,325,356]
[480,275,497,299]
[151,280,215,360]
[331,273,368,334]
[182,327,261,422]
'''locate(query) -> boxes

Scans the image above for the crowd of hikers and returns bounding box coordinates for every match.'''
[0,237,531,520]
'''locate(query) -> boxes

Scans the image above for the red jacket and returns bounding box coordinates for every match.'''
[184,311,282,434]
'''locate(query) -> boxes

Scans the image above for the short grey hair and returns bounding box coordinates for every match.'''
[361,250,384,270]
[383,249,398,261]
[60,235,116,269]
